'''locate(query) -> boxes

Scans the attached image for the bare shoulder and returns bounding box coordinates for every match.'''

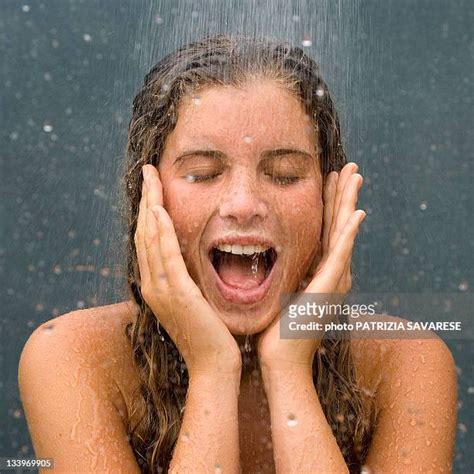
[22,301,137,384]
[350,313,457,398]
[350,313,456,374]
[18,301,142,471]
[350,314,457,471]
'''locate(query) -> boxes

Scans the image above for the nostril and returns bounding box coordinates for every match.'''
[218,189,269,222]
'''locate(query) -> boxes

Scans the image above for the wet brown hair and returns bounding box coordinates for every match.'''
[121,34,377,473]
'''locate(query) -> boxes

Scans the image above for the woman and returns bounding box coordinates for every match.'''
[19,35,457,473]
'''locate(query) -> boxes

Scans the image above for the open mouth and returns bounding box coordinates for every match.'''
[209,243,278,304]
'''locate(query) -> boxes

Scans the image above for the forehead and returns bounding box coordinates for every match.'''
[166,80,315,151]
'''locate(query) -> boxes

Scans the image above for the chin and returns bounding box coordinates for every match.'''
[219,307,278,336]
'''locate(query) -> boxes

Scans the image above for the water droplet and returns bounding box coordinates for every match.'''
[251,254,259,277]
[10,131,19,140]
[467,387,474,394]
[214,464,222,474]
[426,439,432,446]
[292,15,300,22]
[458,281,468,291]
[192,96,201,106]
[185,174,196,183]
[302,37,312,47]
[83,34,92,42]
[22,5,30,13]
[154,14,164,24]
[458,423,467,433]
[243,135,253,143]
[43,123,53,133]
[316,88,325,97]
[244,334,251,352]
[181,432,190,442]
[419,201,428,211]
[361,466,372,474]
[42,324,54,333]
[100,267,110,277]
[287,413,298,427]
[361,386,375,397]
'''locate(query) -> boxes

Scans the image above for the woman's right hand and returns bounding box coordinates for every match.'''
[134,164,242,377]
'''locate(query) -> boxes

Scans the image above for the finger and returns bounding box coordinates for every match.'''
[332,173,363,246]
[144,164,164,207]
[329,163,358,241]
[338,255,352,293]
[322,172,338,254]
[134,174,152,289]
[143,166,166,284]
[152,205,197,294]
[310,210,365,293]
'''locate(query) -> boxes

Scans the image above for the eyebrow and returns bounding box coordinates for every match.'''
[173,148,315,165]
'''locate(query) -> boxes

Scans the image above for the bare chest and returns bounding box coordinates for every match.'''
[238,376,276,473]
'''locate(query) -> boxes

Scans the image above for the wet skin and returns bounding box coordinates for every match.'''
[157,79,323,336]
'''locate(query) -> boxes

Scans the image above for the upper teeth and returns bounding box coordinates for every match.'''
[216,244,270,255]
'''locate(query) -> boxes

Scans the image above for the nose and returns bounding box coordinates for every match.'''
[218,172,269,226]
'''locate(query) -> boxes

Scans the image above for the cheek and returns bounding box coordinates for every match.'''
[161,182,210,254]
[281,190,323,236]
[280,192,323,268]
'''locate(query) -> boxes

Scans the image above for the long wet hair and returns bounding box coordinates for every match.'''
[122,34,377,473]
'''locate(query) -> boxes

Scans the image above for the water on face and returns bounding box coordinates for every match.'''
[251,254,259,278]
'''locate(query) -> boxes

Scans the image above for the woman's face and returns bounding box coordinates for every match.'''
[158,79,323,335]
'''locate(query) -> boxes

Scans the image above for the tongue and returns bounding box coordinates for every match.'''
[217,254,266,289]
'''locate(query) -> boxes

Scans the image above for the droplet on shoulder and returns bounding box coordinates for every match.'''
[287,413,298,427]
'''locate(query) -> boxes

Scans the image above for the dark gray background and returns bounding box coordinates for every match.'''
[1,0,472,472]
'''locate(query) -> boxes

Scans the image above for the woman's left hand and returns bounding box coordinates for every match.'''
[256,162,366,371]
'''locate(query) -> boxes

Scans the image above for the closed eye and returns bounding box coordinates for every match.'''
[266,174,301,185]
[185,172,222,183]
